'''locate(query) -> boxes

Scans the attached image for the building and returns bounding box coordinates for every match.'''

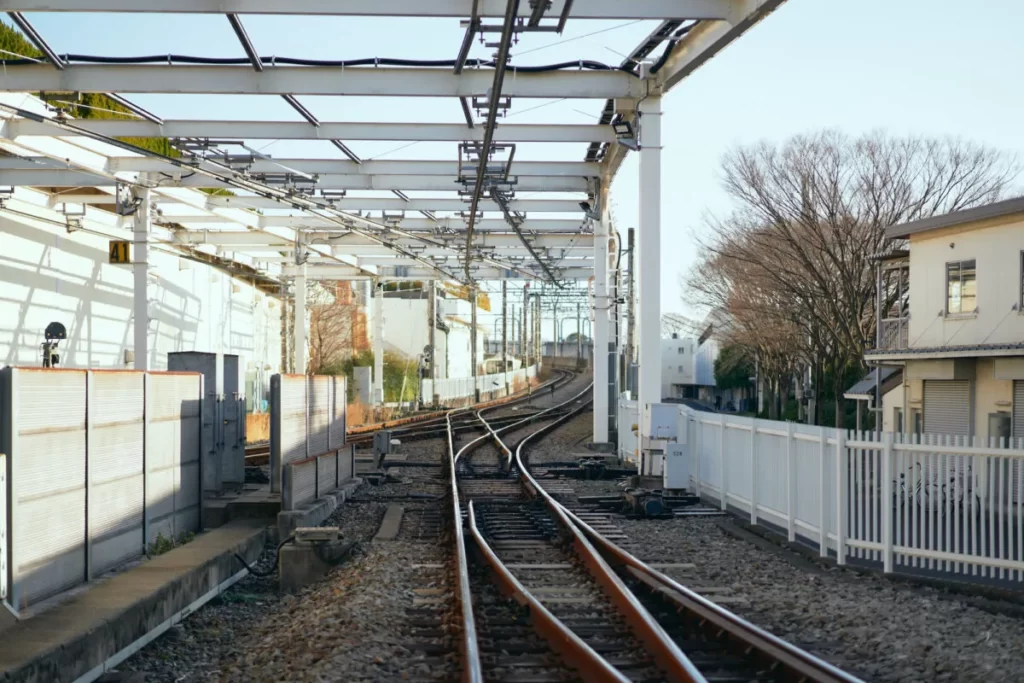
[661,334,697,399]
[865,197,1024,440]
[375,282,488,380]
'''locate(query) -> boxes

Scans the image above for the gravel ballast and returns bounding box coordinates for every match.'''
[545,413,1024,683]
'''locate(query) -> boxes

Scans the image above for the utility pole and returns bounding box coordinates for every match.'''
[427,281,435,380]
[501,281,509,395]
[576,302,582,366]
[373,282,384,408]
[471,286,479,402]
[625,227,636,393]
[522,285,530,367]
[534,293,542,369]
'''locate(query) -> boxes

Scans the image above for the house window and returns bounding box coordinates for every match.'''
[678,365,684,372]
[894,407,903,434]
[678,347,684,354]
[946,259,976,314]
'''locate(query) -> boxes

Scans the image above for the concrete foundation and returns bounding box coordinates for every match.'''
[0,519,268,683]
[279,539,356,594]
[277,478,362,542]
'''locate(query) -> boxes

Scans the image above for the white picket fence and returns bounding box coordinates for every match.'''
[617,397,1024,582]
[422,364,538,403]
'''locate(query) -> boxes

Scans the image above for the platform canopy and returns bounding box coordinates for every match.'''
[0,0,783,284]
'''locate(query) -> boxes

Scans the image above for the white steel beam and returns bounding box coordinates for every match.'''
[373,283,384,407]
[0,168,588,192]
[637,95,662,468]
[132,182,151,371]
[282,264,592,280]
[294,264,307,373]
[0,0,735,20]
[592,201,610,444]
[654,0,786,94]
[176,230,592,249]
[106,157,600,177]
[254,216,586,232]
[0,65,644,99]
[7,119,615,144]
[206,196,585,213]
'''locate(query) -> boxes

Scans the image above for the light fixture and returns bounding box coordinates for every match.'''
[612,120,633,137]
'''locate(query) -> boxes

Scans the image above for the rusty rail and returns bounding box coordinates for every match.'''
[562,508,864,683]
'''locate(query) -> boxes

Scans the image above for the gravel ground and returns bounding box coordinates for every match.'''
[121,437,450,682]
[541,411,1024,683]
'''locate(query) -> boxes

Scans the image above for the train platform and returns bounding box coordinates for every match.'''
[0,518,268,683]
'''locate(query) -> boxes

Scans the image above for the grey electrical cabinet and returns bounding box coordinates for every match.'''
[168,351,247,495]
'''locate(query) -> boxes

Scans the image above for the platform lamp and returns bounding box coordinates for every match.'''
[41,321,67,368]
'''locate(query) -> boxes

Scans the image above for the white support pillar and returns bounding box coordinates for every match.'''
[132,181,151,371]
[637,95,663,453]
[293,264,307,374]
[592,202,611,444]
[373,283,385,407]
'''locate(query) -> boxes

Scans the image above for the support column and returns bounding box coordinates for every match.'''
[132,182,151,370]
[373,282,384,407]
[427,280,436,379]
[637,95,662,455]
[625,227,636,393]
[593,202,611,444]
[522,285,530,367]
[576,302,582,365]
[501,281,509,394]
[471,286,480,403]
[293,264,307,374]
[534,294,542,369]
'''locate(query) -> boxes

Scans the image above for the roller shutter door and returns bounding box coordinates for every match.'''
[923,380,970,437]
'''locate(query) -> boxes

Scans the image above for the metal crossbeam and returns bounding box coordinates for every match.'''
[174,230,592,249]
[204,195,584,212]
[0,168,588,192]
[0,65,644,99]
[101,157,600,177]
[281,264,592,280]
[0,0,735,20]
[4,119,614,142]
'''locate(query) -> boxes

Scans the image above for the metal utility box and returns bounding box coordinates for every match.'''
[663,442,690,490]
[168,351,246,494]
[643,403,678,441]
[989,412,1011,442]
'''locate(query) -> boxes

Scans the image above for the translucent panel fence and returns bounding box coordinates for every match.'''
[684,408,1024,582]
[0,367,203,611]
[422,364,538,404]
[269,373,350,510]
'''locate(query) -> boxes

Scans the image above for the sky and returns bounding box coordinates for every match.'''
[26,0,1024,341]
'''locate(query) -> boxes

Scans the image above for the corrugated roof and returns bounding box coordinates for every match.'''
[886,195,1024,239]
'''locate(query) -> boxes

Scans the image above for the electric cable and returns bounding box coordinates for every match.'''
[0,54,637,75]
[233,534,295,577]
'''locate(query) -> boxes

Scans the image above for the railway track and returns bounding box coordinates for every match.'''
[450,377,864,683]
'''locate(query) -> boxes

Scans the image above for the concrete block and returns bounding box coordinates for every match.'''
[373,505,405,541]
[279,540,355,593]
[276,478,363,541]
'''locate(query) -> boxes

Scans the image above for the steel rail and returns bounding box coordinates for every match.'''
[466,501,630,683]
[561,508,866,683]
[508,387,708,683]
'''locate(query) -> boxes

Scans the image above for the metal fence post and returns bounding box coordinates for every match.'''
[786,420,796,542]
[882,432,894,573]
[819,426,828,558]
[718,413,727,511]
[749,418,758,525]
[836,429,848,565]
[84,370,93,582]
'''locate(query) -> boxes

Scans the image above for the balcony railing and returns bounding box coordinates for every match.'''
[876,317,909,351]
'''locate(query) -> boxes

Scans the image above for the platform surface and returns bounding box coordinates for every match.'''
[0,518,269,683]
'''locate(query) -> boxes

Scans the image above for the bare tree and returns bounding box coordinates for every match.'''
[308,281,357,374]
[688,130,1018,426]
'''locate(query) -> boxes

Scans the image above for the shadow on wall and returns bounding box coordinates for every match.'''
[0,215,207,368]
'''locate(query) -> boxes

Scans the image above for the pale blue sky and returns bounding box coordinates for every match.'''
[26,0,1024,337]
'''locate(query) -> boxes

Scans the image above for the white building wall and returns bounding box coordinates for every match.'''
[381,298,428,360]
[907,218,1024,348]
[694,337,720,387]
[660,336,696,398]
[0,194,282,375]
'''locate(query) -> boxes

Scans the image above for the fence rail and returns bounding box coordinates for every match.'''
[617,397,1024,583]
